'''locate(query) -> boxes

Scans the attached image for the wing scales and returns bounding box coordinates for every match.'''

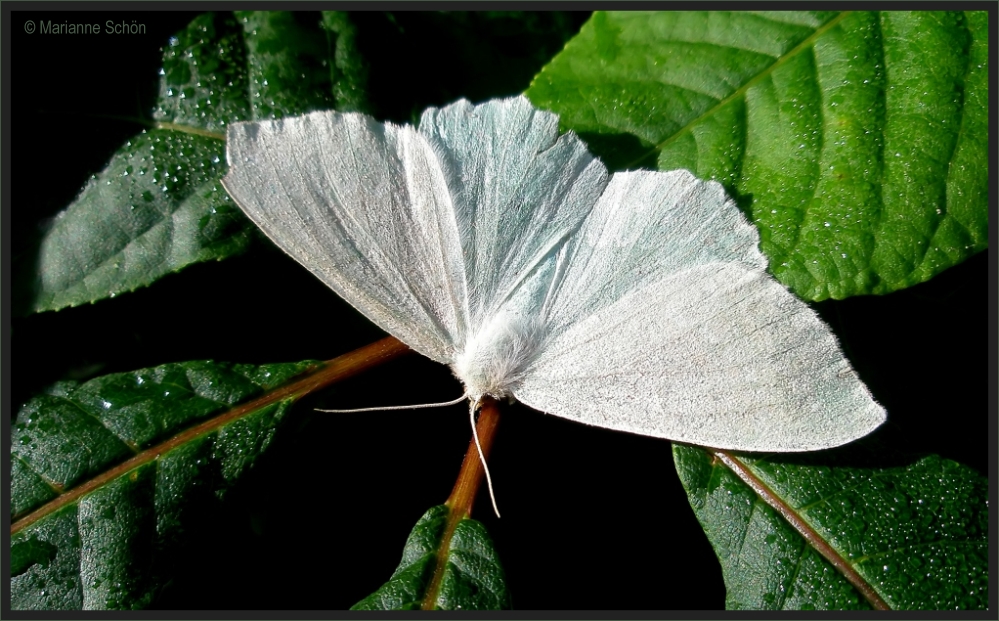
[223,111,467,362]
[517,262,885,451]
[541,169,765,339]
[419,98,609,330]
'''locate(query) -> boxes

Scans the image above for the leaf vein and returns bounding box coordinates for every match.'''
[637,11,852,168]
[12,452,63,496]
[55,394,139,454]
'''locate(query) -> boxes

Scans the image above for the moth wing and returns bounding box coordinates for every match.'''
[516,261,885,451]
[418,97,609,328]
[223,111,467,362]
[541,169,766,337]
[515,170,884,451]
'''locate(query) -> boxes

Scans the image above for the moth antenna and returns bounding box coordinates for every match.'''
[317,394,467,414]
[471,399,501,518]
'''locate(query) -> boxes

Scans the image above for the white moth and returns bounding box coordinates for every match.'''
[221,95,884,456]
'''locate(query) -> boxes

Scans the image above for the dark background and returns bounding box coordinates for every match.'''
[7,9,986,612]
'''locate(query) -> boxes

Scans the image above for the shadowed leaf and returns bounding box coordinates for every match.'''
[10,360,315,609]
[352,505,511,610]
[28,12,367,314]
[674,445,988,610]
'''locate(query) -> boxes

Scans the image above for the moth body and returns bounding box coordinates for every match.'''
[452,312,545,401]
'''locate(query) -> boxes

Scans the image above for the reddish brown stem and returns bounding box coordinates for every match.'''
[11,336,411,535]
[445,396,502,518]
[421,397,502,610]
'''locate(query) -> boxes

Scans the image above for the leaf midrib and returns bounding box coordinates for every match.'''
[711,449,890,610]
[625,11,851,170]
[155,121,226,141]
[11,337,411,535]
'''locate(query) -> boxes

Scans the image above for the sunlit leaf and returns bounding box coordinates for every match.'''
[528,11,988,301]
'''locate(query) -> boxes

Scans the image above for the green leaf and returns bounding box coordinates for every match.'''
[28,11,367,314]
[320,11,370,114]
[527,11,988,301]
[30,13,248,314]
[232,11,352,119]
[9,360,315,610]
[10,535,58,578]
[31,131,247,313]
[352,505,511,610]
[152,12,252,134]
[673,445,988,610]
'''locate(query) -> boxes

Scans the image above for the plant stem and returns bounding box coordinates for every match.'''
[445,397,502,519]
[10,336,411,535]
[421,397,502,610]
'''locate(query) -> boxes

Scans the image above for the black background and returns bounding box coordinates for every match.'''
[7,8,987,613]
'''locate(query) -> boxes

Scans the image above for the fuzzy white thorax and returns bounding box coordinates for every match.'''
[452,311,546,402]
